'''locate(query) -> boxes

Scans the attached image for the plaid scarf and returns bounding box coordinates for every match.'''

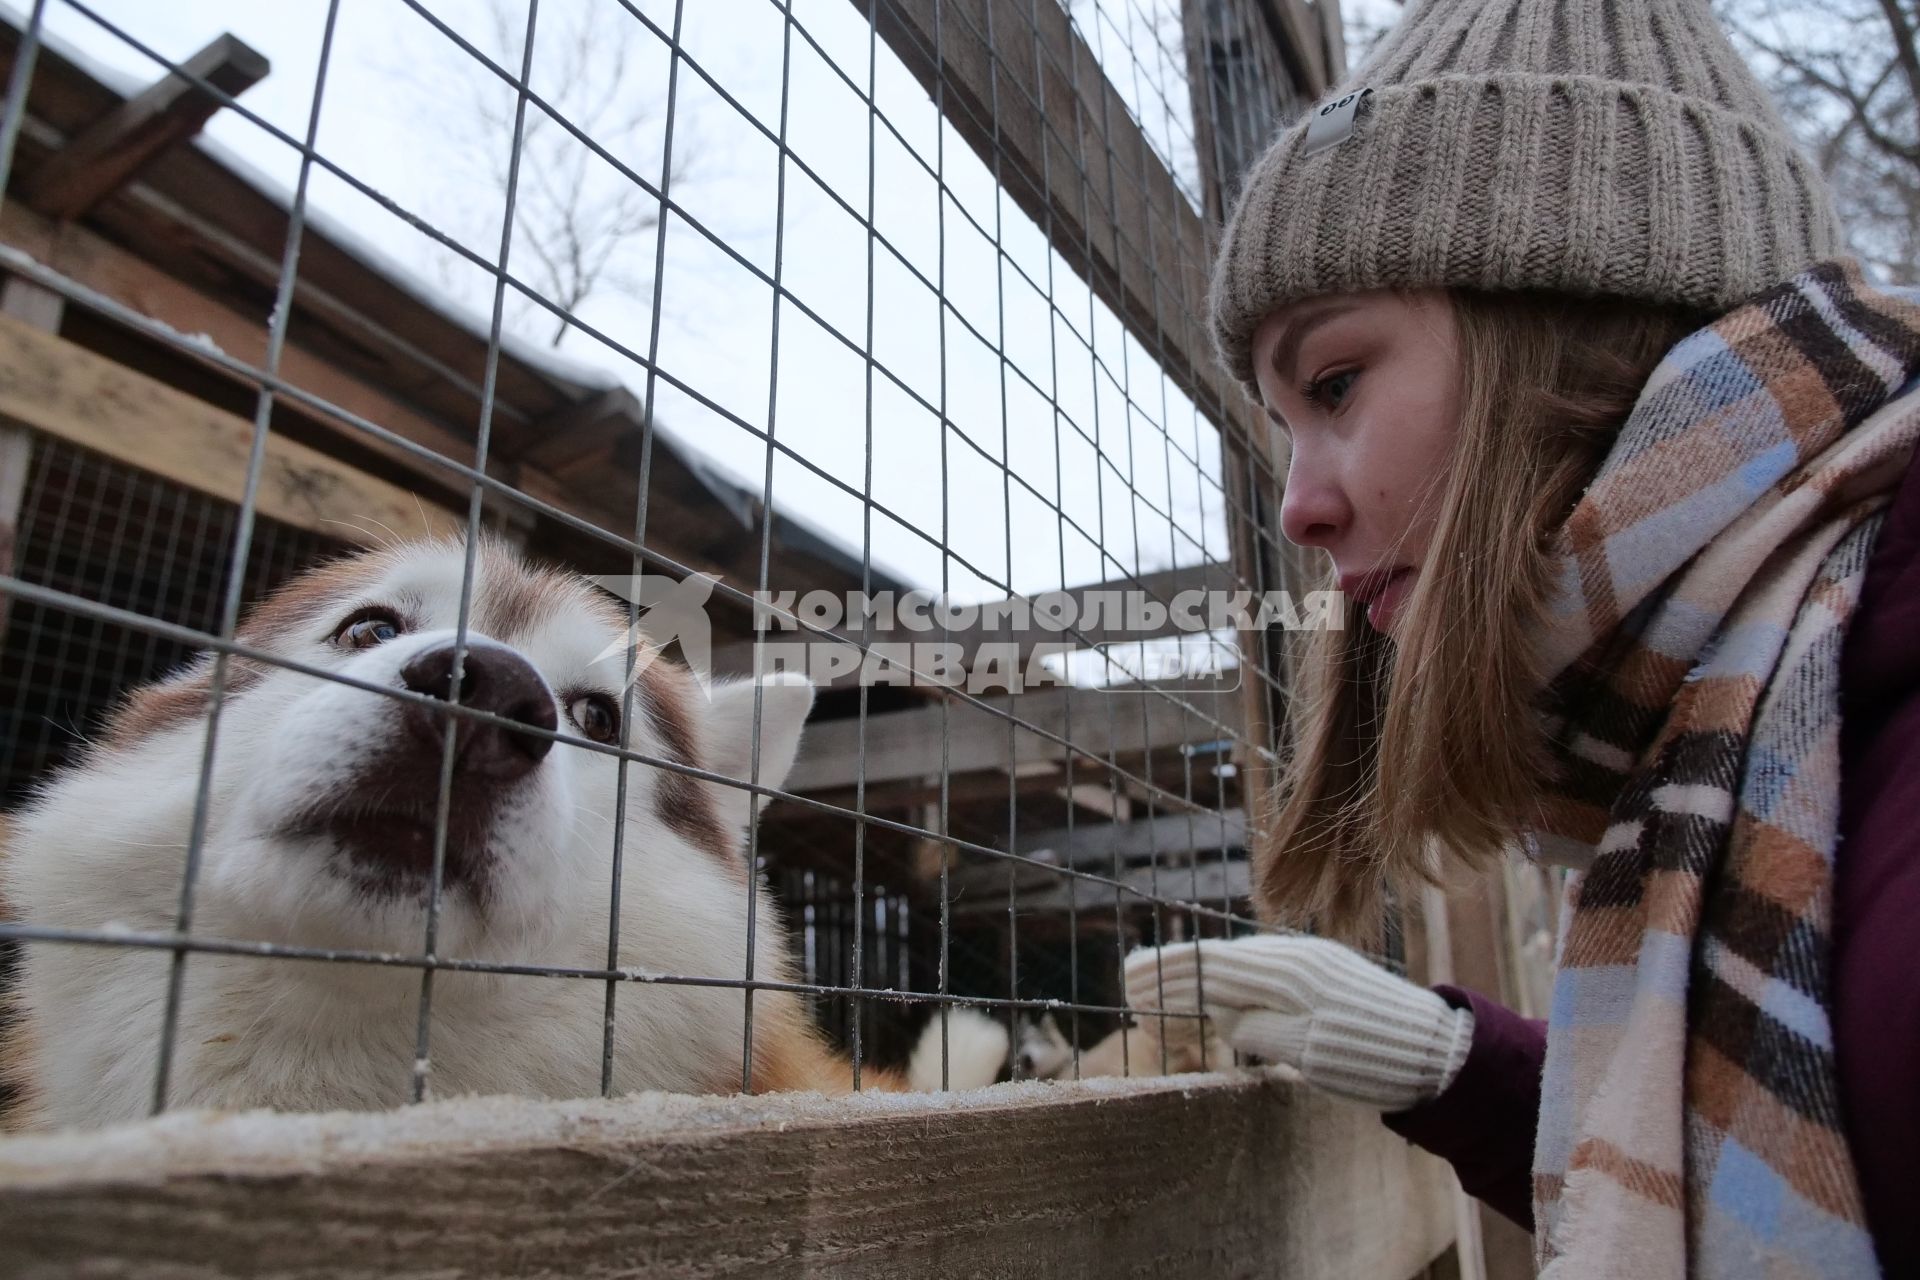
[1526,261,1920,1279]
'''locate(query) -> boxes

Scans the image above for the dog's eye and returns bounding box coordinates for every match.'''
[568,693,620,744]
[332,608,403,650]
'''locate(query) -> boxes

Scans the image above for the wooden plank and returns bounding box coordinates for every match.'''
[0,201,489,495]
[795,758,1070,816]
[0,313,464,545]
[0,422,28,647]
[1060,780,1129,820]
[1221,437,1282,827]
[19,34,269,221]
[1169,0,1299,832]
[1442,865,1511,1008]
[516,385,646,472]
[0,423,27,558]
[1320,0,1349,83]
[862,0,1250,427]
[0,22,566,451]
[1269,0,1331,97]
[1015,807,1246,868]
[782,680,1242,793]
[0,24,898,628]
[0,205,772,600]
[0,275,64,331]
[1433,866,1538,1280]
[0,277,60,649]
[951,853,1249,915]
[0,1074,1457,1278]
[1502,857,1561,1021]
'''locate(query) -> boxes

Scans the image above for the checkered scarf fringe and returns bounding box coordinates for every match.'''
[1525,261,1920,1279]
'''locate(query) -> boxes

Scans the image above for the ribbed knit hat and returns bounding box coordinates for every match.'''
[1209,0,1843,387]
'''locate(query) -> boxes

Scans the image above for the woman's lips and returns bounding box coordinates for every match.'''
[1339,566,1416,630]
[1365,567,1415,630]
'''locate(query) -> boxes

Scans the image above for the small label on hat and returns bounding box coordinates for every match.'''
[1302,88,1371,157]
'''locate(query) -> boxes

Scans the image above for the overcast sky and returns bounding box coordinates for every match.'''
[31,0,1350,603]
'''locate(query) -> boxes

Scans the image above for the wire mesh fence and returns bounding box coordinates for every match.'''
[0,0,1355,1128]
[0,437,343,805]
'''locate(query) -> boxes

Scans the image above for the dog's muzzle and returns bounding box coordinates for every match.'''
[398,638,559,779]
[296,638,561,901]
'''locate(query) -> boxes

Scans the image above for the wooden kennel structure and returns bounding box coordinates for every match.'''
[0,0,1555,1275]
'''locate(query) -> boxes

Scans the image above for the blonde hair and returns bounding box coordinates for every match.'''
[1256,291,1711,941]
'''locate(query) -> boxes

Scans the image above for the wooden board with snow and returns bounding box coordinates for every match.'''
[0,1071,1457,1278]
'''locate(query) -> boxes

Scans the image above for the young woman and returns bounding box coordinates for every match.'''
[1125,1,1920,1275]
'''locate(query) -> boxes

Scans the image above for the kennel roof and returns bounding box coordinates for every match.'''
[0,6,908,620]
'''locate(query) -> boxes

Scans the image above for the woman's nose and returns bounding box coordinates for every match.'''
[1279,448,1349,548]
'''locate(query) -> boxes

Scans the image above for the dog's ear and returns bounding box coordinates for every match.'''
[703,673,816,838]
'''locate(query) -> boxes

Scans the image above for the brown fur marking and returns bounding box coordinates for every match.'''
[98,548,384,754]
[475,540,634,644]
[637,661,737,874]
[745,992,909,1095]
[475,543,564,642]
[236,551,377,648]
[99,658,267,752]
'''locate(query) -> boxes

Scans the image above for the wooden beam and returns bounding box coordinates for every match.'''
[1268,0,1331,97]
[0,421,28,648]
[1321,0,1349,82]
[951,853,1249,915]
[0,313,464,545]
[1059,781,1130,821]
[1016,807,1246,869]
[1501,857,1561,1021]
[18,34,269,221]
[1435,860,1541,1280]
[0,204,755,601]
[792,759,1065,817]
[517,384,647,473]
[0,276,60,648]
[0,22,883,626]
[862,0,1258,434]
[0,1075,1457,1278]
[1224,452,1275,805]
[0,422,27,571]
[0,274,63,331]
[783,680,1242,793]
[0,200,492,504]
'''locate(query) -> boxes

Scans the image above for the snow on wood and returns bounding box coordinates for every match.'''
[0,1071,1457,1278]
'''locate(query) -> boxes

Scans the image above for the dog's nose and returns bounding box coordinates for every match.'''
[399,640,558,778]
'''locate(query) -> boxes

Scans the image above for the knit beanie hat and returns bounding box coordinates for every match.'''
[1209,0,1843,387]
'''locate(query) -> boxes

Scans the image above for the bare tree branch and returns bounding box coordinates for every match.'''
[414,0,684,347]
[1719,0,1919,282]
[1876,0,1920,118]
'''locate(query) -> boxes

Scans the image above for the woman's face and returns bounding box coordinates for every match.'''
[1251,289,1463,634]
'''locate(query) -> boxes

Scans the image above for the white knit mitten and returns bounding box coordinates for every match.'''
[1123,935,1474,1111]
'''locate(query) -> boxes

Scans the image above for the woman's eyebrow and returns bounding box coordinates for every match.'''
[1269,300,1360,385]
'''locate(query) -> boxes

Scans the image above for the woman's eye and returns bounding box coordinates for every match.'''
[332,609,403,649]
[1302,369,1358,409]
[569,693,620,744]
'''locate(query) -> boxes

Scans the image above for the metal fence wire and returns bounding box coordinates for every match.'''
[0,0,1369,1121]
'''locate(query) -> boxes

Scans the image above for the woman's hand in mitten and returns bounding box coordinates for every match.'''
[1122,934,1474,1111]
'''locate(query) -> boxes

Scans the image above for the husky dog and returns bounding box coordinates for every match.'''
[1,538,989,1130]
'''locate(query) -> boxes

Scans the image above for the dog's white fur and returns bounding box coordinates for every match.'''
[1016,1012,1223,1081]
[1,539,990,1129]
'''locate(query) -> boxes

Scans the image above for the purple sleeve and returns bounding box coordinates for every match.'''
[1380,984,1545,1231]
[1833,441,1920,1277]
